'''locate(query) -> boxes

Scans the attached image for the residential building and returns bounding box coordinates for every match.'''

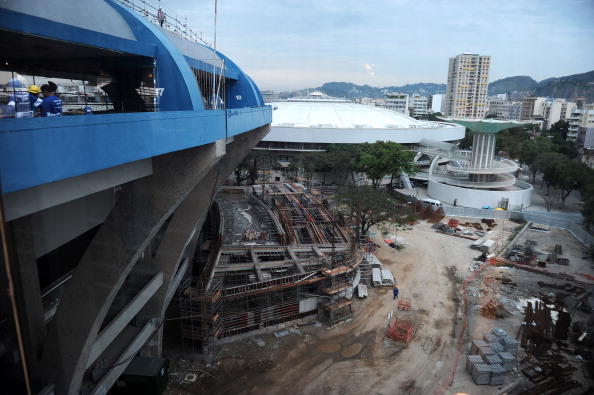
[520,97,547,121]
[428,94,443,113]
[541,98,575,130]
[385,92,409,114]
[442,53,491,119]
[410,94,428,118]
[568,97,594,142]
[261,90,280,103]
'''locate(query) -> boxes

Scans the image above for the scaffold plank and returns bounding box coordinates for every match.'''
[322,266,351,276]
[321,298,352,311]
[322,281,350,294]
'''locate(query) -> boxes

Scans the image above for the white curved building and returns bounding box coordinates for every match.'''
[257,94,465,155]
[420,119,534,209]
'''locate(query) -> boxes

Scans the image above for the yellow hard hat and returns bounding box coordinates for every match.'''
[28,85,40,94]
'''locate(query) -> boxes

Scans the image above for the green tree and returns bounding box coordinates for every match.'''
[324,144,360,184]
[355,141,417,189]
[336,185,415,241]
[234,151,262,185]
[523,137,555,182]
[548,120,569,141]
[427,112,442,122]
[458,128,474,149]
[580,169,594,229]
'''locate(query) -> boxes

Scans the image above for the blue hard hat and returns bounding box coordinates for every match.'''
[8,78,23,89]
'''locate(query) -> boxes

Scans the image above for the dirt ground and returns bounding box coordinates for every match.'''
[164,218,594,395]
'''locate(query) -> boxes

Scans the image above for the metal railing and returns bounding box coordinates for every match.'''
[112,0,211,46]
[443,206,592,247]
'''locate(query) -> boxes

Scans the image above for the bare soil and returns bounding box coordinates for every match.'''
[164,219,594,395]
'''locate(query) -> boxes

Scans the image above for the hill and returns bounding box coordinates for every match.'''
[307,81,446,99]
[532,70,594,103]
[487,76,537,96]
[285,70,594,103]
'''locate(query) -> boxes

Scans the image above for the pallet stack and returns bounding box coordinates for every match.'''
[466,327,518,385]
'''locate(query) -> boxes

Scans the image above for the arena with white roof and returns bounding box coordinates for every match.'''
[258,94,465,150]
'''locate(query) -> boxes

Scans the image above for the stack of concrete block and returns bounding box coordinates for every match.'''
[483,334,498,344]
[489,364,506,385]
[478,345,496,360]
[498,351,515,371]
[489,341,504,354]
[485,354,502,366]
[471,363,492,385]
[499,336,519,355]
[492,327,507,338]
[470,339,488,354]
[466,354,484,374]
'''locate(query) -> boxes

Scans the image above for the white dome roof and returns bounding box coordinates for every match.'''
[271,101,426,129]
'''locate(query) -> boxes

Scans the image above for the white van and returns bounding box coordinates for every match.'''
[421,198,443,207]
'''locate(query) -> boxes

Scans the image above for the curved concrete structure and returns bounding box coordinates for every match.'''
[417,118,533,209]
[0,1,271,394]
[259,99,465,150]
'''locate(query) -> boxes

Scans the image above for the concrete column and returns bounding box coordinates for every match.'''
[6,216,47,378]
[141,125,271,356]
[39,125,269,394]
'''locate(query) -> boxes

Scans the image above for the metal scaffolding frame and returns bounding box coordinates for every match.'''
[179,184,363,349]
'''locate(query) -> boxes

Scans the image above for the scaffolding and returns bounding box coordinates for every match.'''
[180,183,363,349]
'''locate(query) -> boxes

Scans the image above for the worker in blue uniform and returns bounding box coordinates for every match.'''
[28,85,43,113]
[5,78,34,118]
[39,82,63,117]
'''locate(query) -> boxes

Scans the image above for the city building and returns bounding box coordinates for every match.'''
[385,92,409,114]
[261,90,281,103]
[569,97,594,143]
[442,53,491,119]
[0,2,271,394]
[520,97,547,121]
[410,94,429,118]
[428,94,444,114]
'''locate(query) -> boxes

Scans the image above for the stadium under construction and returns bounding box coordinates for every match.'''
[178,184,368,351]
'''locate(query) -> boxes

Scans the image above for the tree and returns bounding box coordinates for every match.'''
[323,144,360,184]
[427,112,442,122]
[355,141,417,189]
[523,137,555,182]
[548,120,569,141]
[234,151,262,185]
[336,185,415,241]
[458,128,474,150]
[580,169,594,230]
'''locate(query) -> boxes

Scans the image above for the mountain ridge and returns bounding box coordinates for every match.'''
[282,70,594,103]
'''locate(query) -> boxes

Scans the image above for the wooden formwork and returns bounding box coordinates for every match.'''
[397,297,411,311]
[388,318,415,343]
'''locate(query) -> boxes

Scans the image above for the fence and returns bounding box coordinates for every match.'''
[443,206,592,247]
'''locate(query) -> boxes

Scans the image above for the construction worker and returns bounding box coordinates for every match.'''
[393,285,399,300]
[39,82,62,117]
[5,78,33,118]
[28,85,43,113]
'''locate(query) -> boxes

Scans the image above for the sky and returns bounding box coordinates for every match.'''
[156,0,593,92]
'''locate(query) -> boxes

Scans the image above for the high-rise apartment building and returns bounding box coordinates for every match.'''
[442,53,491,118]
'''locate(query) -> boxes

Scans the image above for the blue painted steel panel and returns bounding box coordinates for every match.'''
[0,8,156,58]
[108,1,202,112]
[0,109,262,193]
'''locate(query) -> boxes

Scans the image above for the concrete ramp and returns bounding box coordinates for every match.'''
[400,173,413,189]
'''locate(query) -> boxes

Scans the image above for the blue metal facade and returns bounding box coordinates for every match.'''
[0,0,271,194]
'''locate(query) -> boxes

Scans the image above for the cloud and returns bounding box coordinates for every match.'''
[161,0,594,91]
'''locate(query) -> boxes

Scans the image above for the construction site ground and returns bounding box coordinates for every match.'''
[164,218,594,395]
